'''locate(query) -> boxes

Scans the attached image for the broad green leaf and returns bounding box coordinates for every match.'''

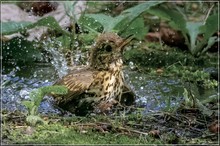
[84,14,115,32]
[117,1,164,33]
[193,14,218,55]
[147,5,190,49]
[78,15,103,33]
[200,14,219,40]
[83,14,125,32]
[2,16,70,36]
[186,22,203,53]
[147,5,187,33]
[122,1,164,20]
[201,36,218,54]
[120,18,149,40]
[2,21,32,35]
[79,1,163,35]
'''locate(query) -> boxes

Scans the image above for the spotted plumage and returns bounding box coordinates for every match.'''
[52,32,135,115]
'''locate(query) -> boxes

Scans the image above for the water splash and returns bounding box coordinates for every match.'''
[42,40,69,78]
[1,64,60,114]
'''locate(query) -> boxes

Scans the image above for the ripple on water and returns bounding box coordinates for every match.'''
[2,64,218,115]
[124,70,184,113]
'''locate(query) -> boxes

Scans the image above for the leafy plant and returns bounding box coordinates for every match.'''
[182,88,213,116]
[2,16,70,36]
[2,16,72,63]
[22,85,68,126]
[79,1,163,40]
[147,5,219,56]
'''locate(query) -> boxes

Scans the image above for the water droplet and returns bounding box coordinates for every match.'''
[19,89,30,99]
[33,72,37,78]
[15,66,20,71]
[74,41,79,47]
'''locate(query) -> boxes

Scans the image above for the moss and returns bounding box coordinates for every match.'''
[2,110,218,145]
[124,42,218,68]
[3,120,161,144]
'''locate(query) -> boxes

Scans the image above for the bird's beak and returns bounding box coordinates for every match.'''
[119,34,134,51]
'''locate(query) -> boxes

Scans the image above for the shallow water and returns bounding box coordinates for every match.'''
[2,63,59,114]
[1,63,218,115]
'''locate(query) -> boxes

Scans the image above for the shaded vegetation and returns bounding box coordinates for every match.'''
[2,106,218,144]
[1,1,219,145]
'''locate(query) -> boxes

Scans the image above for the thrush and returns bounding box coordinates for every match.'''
[52,32,135,116]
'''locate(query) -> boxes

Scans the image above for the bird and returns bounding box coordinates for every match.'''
[52,32,135,116]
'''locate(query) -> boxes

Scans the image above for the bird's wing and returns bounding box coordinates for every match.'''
[53,68,96,105]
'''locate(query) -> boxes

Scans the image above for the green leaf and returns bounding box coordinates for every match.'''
[147,5,189,47]
[120,18,149,40]
[117,1,164,34]
[147,6,218,56]
[201,14,219,40]
[186,22,203,53]
[79,1,163,36]
[147,5,187,33]
[201,36,218,54]
[22,101,35,114]
[78,15,103,33]
[83,14,125,32]
[2,21,32,35]
[193,14,218,55]
[26,115,45,126]
[22,85,68,117]
[2,16,70,36]
[29,89,43,108]
[122,1,164,20]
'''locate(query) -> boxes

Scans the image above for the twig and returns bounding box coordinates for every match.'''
[118,126,149,136]
[203,4,215,25]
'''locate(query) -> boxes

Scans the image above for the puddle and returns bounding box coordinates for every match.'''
[125,70,184,113]
[1,63,218,115]
[2,63,59,114]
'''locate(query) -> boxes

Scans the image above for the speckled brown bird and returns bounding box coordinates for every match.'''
[53,32,135,116]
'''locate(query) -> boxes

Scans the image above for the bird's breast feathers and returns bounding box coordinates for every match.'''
[86,70,124,101]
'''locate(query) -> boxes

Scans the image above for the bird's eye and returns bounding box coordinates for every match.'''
[105,45,112,52]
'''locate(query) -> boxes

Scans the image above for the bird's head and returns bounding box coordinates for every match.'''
[89,32,133,71]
